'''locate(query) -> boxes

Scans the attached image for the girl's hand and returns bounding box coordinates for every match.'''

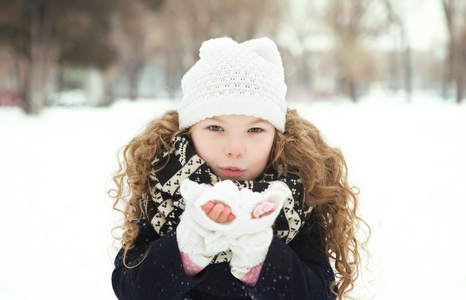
[251,202,278,219]
[201,201,236,224]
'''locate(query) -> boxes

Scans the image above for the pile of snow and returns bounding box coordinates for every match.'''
[0,92,465,299]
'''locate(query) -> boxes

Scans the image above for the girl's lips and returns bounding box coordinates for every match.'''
[220,167,245,178]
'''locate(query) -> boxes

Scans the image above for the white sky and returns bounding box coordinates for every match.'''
[396,0,448,50]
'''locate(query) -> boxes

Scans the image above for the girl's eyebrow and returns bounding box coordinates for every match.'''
[208,116,268,125]
[247,118,268,126]
[210,116,223,122]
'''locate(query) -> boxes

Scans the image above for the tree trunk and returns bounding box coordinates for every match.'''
[384,0,412,102]
[388,49,398,91]
[25,45,49,114]
[123,58,144,101]
[441,0,463,103]
[403,45,412,102]
[23,6,57,114]
[456,70,464,103]
[128,72,139,100]
[165,52,181,98]
[101,71,116,107]
[349,77,357,102]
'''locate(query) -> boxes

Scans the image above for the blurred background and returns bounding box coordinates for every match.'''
[0,0,464,111]
[1,1,466,300]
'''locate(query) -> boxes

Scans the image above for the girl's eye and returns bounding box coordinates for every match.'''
[208,125,223,132]
[249,127,263,133]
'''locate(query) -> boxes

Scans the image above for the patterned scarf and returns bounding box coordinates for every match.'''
[144,135,313,263]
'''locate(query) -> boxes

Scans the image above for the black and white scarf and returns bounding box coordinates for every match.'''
[144,135,313,263]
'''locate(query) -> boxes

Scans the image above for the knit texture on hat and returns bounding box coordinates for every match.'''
[178,37,287,132]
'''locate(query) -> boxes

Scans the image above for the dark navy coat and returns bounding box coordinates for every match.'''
[112,212,336,300]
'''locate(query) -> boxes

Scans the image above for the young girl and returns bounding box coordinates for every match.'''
[110,37,368,300]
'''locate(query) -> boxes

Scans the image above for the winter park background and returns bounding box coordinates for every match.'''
[2,0,466,299]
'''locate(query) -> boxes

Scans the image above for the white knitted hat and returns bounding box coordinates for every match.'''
[178,37,287,132]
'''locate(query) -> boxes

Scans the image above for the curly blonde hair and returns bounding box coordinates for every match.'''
[110,108,369,299]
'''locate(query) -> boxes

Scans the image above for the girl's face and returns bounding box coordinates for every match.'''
[191,114,275,181]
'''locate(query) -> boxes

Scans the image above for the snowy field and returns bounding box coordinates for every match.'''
[1,91,465,299]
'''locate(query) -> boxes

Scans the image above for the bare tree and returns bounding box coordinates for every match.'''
[277,0,320,94]
[110,0,164,100]
[0,0,115,114]
[0,2,59,114]
[458,25,466,103]
[322,0,388,101]
[383,0,412,101]
[442,0,466,103]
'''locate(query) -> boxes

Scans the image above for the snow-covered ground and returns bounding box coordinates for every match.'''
[1,91,465,299]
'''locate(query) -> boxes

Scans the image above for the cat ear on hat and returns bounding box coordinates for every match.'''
[199,37,238,58]
[242,37,283,70]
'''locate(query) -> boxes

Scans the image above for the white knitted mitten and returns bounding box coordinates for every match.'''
[176,180,242,267]
[228,182,291,279]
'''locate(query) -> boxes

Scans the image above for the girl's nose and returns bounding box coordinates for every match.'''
[225,136,245,157]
